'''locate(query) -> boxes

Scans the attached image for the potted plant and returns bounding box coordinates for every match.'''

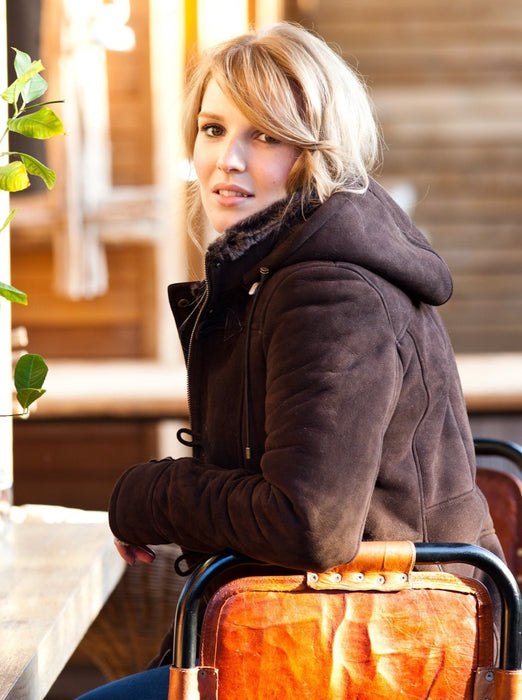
[0,48,64,525]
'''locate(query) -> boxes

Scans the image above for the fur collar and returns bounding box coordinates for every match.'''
[206,191,319,265]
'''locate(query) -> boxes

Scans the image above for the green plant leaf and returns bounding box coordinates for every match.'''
[0,280,27,304]
[20,153,56,189]
[0,208,17,233]
[16,387,46,411]
[1,58,44,106]
[13,49,48,104]
[7,106,65,139]
[0,161,30,191]
[15,353,48,390]
[22,72,48,105]
[14,354,48,410]
[13,48,31,77]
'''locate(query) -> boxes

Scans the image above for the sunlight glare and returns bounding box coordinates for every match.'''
[197,0,249,51]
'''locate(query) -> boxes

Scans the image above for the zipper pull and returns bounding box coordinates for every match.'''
[248,266,269,295]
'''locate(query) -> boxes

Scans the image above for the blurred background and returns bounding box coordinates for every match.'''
[4,0,521,515]
[1,0,521,696]
[7,0,522,509]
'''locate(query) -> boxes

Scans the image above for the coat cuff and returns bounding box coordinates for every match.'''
[108,458,174,544]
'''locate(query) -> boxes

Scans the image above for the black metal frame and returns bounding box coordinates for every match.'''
[173,543,522,671]
[173,551,251,669]
[474,437,522,473]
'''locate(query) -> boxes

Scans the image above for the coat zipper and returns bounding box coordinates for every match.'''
[183,264,268,462]
[243,266,270,461]
[185,279,209,427]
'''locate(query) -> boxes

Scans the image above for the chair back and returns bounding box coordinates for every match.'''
[169,541,522,700]
[475,437,522,587]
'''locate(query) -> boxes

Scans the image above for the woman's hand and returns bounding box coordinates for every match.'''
[114,538,156,565]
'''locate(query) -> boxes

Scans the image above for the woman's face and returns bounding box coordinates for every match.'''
[193,79,299,234]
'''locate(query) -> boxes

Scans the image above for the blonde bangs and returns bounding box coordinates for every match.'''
[212,45,311,148]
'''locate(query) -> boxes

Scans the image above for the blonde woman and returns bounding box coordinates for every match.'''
[77,22,502,699]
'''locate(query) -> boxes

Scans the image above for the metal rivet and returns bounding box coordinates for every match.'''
[331,572,342,583]
[376,575,385,585]
[399,573,408,582]
[309,572,319,583]
[485,670,494,682]
[353,572,365,582]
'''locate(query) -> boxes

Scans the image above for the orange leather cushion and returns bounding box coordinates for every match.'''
[200,573,493,699]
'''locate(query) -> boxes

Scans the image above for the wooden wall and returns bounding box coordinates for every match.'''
[13,419,158,510]
[287,0,522,353]
[12,241,156,359]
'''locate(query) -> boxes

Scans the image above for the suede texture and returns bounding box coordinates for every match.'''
[109,178,502,586]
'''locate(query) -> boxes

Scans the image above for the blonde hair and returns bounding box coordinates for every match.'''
[183,22,380,230]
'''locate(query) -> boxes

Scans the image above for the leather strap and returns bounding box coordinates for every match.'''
[307,540,415,591]
[474,667,522,699]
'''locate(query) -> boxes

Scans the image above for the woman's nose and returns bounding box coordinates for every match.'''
[217,138,246,172]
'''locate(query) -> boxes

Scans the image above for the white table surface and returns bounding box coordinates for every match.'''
[0,505,126,700]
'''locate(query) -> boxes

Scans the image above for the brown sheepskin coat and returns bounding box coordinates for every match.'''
[109,179,502,572]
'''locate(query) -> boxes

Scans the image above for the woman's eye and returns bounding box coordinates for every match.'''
[201,124,223,137]
[257,133,281,145]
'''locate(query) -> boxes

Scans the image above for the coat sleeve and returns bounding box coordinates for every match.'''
[109,263,403,571]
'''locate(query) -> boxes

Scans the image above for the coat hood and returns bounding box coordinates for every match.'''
[207,178,453,306]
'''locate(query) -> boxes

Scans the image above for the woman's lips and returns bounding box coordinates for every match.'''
[213,186,253,205]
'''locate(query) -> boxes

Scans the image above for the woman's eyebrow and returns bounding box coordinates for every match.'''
[198,111,223,120]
